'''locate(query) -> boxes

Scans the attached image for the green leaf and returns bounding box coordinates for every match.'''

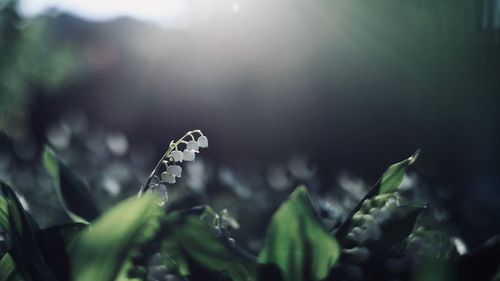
[35,223,87,280]
[42,147,100,223]
[258,186,340,281]
[0,195,9,231]
[0,182,57,281]
[0,193,38,234]
[379,149,419,194]
[0,254,23,281]
[164,214,256,281]
[71,194,161,281]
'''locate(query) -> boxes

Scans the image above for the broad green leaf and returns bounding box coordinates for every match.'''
[43,147,100,223]
[164,214,256,281]
[0,254,23,281]
[379,149,419,194]
[35,223,87,280]
[0,182,57,281]
[258,186,340,281]
[71,194,161,281]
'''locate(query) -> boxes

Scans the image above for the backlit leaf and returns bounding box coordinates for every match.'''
[71,194,161,281]
[258,186,340,281]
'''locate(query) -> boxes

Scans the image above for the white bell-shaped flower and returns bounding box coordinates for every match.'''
[183,149,196,161]
[161,171,176,184]
[197,135,209,148]
[169,150,183,162]
[186,140,199,151]
[166,165,182,178]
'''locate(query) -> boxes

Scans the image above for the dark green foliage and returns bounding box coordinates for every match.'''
[43,147,101,223]
[35,223,87,280]
[0,253,21,281]
[162,214,256,281]
[0,150,498,281]
[0,182,57,281]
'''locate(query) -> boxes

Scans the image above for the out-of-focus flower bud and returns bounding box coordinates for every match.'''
[161,172,176,184]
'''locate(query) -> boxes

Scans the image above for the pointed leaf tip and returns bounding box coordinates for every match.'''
[408,149,420,165]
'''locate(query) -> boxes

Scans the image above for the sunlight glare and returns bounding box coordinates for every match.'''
[232,3,240,13]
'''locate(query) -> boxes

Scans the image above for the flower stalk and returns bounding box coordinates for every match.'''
[138,129,208,197]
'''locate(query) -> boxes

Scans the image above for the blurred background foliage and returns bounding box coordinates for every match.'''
[0,0,499,257]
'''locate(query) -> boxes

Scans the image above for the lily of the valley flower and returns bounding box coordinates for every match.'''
[142,130,209,196]
[169,150,183,162]
[197,135,209,148]
[166,165,182,177]
[187,140,200,151]
[183,149,196,161]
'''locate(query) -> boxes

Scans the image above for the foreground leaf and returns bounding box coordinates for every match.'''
[0,192,39,234]
[164,213,256,281]
[0,254,22,281]
[0,182,57,281]
[71,194,161,281]
[43,147,100,223]
[258,186,340,281]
